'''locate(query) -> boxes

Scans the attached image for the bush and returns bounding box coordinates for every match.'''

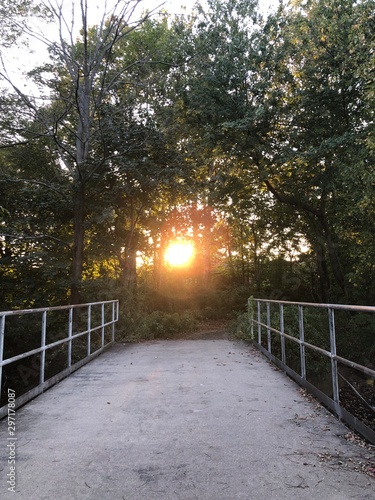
[118,310,199,342]
[229,311,252,340]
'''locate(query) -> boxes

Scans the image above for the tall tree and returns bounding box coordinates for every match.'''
[253,0,375,301]
[176,0,375,303]
[0,0,165,303]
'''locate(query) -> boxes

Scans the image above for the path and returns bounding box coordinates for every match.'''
[0,339,374,499]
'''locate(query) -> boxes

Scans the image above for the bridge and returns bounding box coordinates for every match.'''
[0,300,374,499]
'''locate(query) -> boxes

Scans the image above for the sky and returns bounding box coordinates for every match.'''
[140,0,278,16]
[1,0,278,93]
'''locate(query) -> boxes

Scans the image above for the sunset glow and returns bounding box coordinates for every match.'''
[164,241,195,267]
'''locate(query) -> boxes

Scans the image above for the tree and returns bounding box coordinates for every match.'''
[175,0,375,303]
[0,138,72,308]
[253,0,374,301]
[0,0,167,304]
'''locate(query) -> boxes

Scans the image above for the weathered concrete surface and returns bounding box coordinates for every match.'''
[0,339,374,500]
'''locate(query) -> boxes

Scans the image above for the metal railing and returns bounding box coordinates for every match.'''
[249,298,375,445]
[0,300,119,418]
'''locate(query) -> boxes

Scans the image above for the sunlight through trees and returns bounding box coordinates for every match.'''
[0,0,374,315]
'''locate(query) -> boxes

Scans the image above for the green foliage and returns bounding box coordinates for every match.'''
[335,312,375,366]
[229,311,252,340]
[1,0,375,345]
[119,309,198,342]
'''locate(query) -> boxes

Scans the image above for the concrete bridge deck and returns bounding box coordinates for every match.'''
[1,339,374,499]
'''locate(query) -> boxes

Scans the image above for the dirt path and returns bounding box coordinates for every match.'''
[174,320,231,340]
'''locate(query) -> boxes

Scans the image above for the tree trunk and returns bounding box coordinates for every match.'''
[313,241,330,303]
[121,201,139,297]
[153,230,166,291]
[122,244,138,293]
[70,185,85,305]
[323,222,351,302]
[202,206,213,287]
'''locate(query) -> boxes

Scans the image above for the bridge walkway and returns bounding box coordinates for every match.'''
[1,339,374,499]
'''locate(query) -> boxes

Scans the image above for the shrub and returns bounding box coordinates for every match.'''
[118,310,198,342]
[229,311,252,340]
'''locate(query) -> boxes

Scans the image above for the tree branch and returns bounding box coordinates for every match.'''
[0,232,72,249]
[263,178,323,221]
[0,177,70,201]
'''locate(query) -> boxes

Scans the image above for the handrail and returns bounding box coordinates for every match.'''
[0,300,119,418]
[0,300,118,316]
[253,298,375,313]
[249,297,375,445]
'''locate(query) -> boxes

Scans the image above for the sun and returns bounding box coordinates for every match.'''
[164,241,195,267]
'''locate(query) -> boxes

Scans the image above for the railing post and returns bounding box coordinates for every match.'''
[0,301,120,419]
[101,303,105,347]
[298,305,306,380]
[257,301,261,344]
[40,311,47,385]
[266,302,271,353]
[280,304,286,367]
[87,305,91,356]
[68,307,73,368]
[0,315,5,405]
[248,297,254,340]
[111,302,115,343]
[328,307,341,416]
